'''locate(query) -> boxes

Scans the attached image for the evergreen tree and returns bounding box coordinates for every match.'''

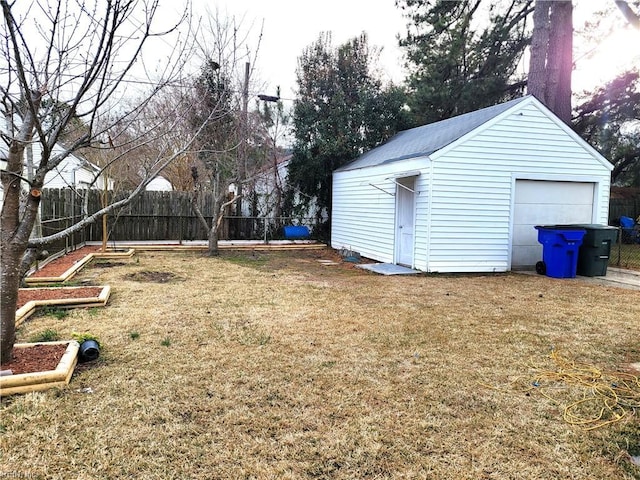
[399,0,533,125]
[573,70,640,186]
[287,32,409,238]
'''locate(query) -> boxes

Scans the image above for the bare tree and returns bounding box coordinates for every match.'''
[91,86,198,191]
[0,0,206,361]
[253,87,290,222]
[186,10,267,256]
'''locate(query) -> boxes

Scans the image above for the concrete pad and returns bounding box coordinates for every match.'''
[517,267,640,291]
[357,263,420,275]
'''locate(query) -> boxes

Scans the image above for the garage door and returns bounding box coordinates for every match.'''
[512,180,594,268]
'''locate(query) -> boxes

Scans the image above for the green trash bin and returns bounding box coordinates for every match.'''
[567,224,618,276]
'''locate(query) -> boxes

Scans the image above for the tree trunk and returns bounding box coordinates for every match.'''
[0,244,22,362]
[208,225,220,256]
[0,186,42,361]
[527,0,551,102]
[1,189,42,362]
[547,1,573,123]
[207,194,221,256]
[527,0,573,124]
[615,1,640,29]
[208,193,238,256]
[1,92,42,362]
[189,181,217,255]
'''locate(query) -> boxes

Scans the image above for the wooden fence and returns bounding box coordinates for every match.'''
[609,197,640,224]
[39,189,315,249]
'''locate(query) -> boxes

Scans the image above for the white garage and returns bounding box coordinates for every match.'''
[332,96,613,273]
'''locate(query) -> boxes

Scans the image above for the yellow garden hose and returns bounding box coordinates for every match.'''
[484,349,640,430]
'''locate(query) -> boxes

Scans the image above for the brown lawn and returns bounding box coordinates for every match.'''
[2,248,640,479]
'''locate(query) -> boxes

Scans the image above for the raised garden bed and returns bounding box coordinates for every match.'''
[16,285,111,327]
[26,245,135,285]
[85,240,325,252]
[0,341,80,396]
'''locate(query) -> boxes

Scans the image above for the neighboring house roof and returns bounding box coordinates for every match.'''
[145,176,173,191]
[252,153,292,177]
[1,112,113,189]
[336,96,550,172]
[74,156,102,174]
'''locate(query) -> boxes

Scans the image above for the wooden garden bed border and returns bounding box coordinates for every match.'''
[25,248,135,285]
[15,285,111,327]
[106,242,326,252]
[0,341,80,396]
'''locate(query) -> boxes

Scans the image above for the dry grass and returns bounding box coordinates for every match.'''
[2,248,640,479]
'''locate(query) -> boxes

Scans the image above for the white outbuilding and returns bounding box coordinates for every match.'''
[331,95,614,273]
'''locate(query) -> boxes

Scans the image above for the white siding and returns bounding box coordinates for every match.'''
[41,156,109,189]
[43,157,80,188]
[71,164,99,188]
[1,115,109,190]
[1,116,113,213]
[331,97,612,274]
[427,101,611,273]
[332,158,430,265]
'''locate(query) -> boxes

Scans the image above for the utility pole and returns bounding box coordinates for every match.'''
[236,61,250,218]
[258,87,283,224]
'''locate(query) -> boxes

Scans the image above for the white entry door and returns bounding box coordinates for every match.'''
[395,177,416,266]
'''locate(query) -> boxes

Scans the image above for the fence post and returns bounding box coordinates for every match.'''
[263,217,268,244]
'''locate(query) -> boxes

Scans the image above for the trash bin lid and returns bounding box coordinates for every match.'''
[560,224,617,231]
[620,216,635,229]
[535,225,586,242]
[535,225,588,232]
[535,225,585,229]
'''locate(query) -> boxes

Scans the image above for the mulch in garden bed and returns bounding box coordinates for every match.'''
[17,286,106,310]
[28,246,102,278]
[1,344,68,375]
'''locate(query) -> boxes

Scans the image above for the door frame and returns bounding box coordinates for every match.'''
[394,176,417,267]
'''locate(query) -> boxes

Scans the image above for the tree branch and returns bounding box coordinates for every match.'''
[615,0,640,28]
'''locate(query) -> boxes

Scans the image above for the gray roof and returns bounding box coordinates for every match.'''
[336,96,529,172]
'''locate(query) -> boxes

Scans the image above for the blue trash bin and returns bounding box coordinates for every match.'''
[619,216,639,244]
[535,226,586,278]
[283,225,310,239]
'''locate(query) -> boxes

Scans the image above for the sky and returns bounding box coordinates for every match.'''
[571,2,640,92]
[149,0,640,104]
[188,0,408,99]
[181,1,640,99]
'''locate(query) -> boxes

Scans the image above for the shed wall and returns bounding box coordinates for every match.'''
[426,101,610,272]
[331,158,429,265]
